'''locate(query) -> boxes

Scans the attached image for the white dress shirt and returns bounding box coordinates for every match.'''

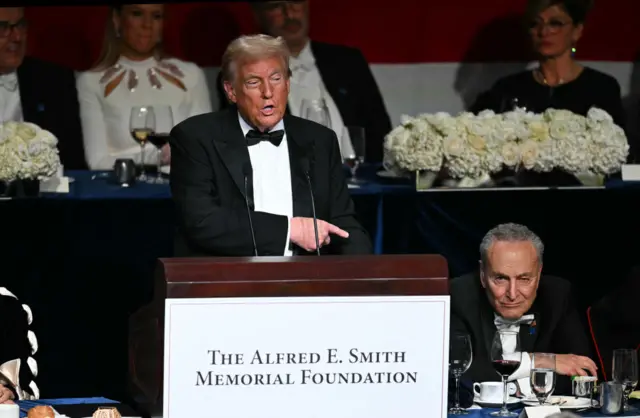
[495,314,534,396]
[76,56,212,170]
[0,72,23,123]
[238,113,293,256]
[288,42,355,158]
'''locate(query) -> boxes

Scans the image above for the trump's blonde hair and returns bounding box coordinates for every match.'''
[221,34,291,85]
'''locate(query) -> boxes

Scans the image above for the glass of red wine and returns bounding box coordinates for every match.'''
[490,330,522,417]
[147,104,173,184]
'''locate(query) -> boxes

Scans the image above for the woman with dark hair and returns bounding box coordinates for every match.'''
[0,288,38,402]
[76,4,212,170]
[472,0,628,184]
[473,0,623,124]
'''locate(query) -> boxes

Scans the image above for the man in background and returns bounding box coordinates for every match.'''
[219,0,392,163]
[0,7,86,169]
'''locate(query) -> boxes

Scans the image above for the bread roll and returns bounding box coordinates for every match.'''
[92,407,122,418]
[27,405,55,418]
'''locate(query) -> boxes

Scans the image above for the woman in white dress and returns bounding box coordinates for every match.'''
[77,3,212,170]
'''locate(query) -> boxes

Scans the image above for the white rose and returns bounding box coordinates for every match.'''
[501,142,520,167]
[520,140,540,170]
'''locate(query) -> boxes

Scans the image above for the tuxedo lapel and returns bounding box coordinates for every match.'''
[310,42,351,123]
[479,297,498,358]
[16,60,39,124]
[283,115,313,218]
[213,108,251,199]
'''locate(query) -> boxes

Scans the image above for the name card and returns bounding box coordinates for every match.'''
[163,295,450,418]
[519,405,562,418]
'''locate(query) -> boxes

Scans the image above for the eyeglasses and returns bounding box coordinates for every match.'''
[0,18,27,38]
[528,19,570,33]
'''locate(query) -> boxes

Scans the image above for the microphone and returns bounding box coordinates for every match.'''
[242,162,259,257]
[301,157,321,256]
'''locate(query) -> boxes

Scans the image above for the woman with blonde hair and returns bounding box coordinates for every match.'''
[77,4,212,170]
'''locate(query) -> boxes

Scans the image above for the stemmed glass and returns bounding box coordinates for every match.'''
[146,105,173,184]
[490,330,522,417]
[612,348,638,411]
[341,126,366,184]
[449,333,473,415]
[530,353,556,405]
[300,98,331,128]
[129,106,156,181]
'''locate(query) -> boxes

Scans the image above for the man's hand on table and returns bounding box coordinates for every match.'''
[555,354,598,377]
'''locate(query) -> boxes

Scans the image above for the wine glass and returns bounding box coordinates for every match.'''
[490,330,521,417]
[530,353,556,405]
[300,98,331,128]
[130,106,156,181]
[147,105,173,184]
[341,126,366,184]
[612,348,638,411]
[449,333,473,415]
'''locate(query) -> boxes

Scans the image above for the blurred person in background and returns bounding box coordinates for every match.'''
[0,7,86,169]
[472,0,623,126]
[471,0,628,184]
[219,0,391,163]
[77,3,211,170]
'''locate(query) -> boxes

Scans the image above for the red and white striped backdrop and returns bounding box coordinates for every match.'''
[24,1,640,127]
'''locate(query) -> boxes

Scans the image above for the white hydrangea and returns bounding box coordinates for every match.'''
[0,121,61,182]
[383,106,628,181]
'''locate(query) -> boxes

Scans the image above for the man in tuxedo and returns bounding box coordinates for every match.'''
[170,34,372,257]
[0,7,86,169]
[217,1,392,163]
[450,223,597,395]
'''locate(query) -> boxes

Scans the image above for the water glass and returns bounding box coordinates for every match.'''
[612,348,638,411]
[449,333,473,415]
[300,98,331,128]
[530,353,556,405]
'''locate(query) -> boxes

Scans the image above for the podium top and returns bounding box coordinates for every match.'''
[157,254,449,298]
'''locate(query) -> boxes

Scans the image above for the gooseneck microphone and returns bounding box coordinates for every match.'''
[301,158,321,256]
[242,162,259,257]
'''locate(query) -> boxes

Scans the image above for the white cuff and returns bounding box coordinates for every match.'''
[508,351,531,381]
[284,216,292,256]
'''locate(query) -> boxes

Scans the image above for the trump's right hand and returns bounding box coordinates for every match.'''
[290,217,349,252]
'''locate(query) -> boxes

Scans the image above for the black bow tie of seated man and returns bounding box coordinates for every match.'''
[246,129,285,147]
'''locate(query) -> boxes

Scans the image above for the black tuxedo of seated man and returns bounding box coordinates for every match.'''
[449,224,596,395]
[170,105,372,257]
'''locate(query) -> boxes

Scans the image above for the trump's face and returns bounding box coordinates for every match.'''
[480,240,541,320]
[224,56,290,132]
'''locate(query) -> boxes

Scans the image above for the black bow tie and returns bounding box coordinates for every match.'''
[246,129,285,147]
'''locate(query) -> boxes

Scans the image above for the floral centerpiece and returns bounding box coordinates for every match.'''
[383,107,629,188]
[0,121,61,196]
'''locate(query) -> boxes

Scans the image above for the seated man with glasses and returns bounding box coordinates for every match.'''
[450,223,597,396]
[0,7,86,169]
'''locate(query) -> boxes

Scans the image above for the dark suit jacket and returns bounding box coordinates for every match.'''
[217,41,392,163]
[450,272,593,394]
[588,267,640,380]
[17,56,87,169]
[0,292,35,398]
[169,106,372,257]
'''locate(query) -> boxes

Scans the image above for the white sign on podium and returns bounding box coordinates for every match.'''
[163,295,450,418]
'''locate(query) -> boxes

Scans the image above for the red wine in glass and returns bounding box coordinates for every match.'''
[147,133,170,149]
[493,359,521,376]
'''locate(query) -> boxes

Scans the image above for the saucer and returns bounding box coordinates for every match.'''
[474,396,521,407]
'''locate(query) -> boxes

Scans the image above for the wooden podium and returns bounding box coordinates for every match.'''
[128,254,449,416]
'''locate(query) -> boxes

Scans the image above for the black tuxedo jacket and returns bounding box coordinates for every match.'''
[450,272,593,394]
[169,106,372,257]
[217,41,392,163]
[17,56,86,169]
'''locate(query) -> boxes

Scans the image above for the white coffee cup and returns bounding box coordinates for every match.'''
[473,381,517,403]
[0,403,19,418]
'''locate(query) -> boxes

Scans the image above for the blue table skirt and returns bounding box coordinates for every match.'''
[15,398,640,417]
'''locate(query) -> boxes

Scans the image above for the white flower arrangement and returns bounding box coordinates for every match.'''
[0,121,61,183]
[383,107,629,183]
